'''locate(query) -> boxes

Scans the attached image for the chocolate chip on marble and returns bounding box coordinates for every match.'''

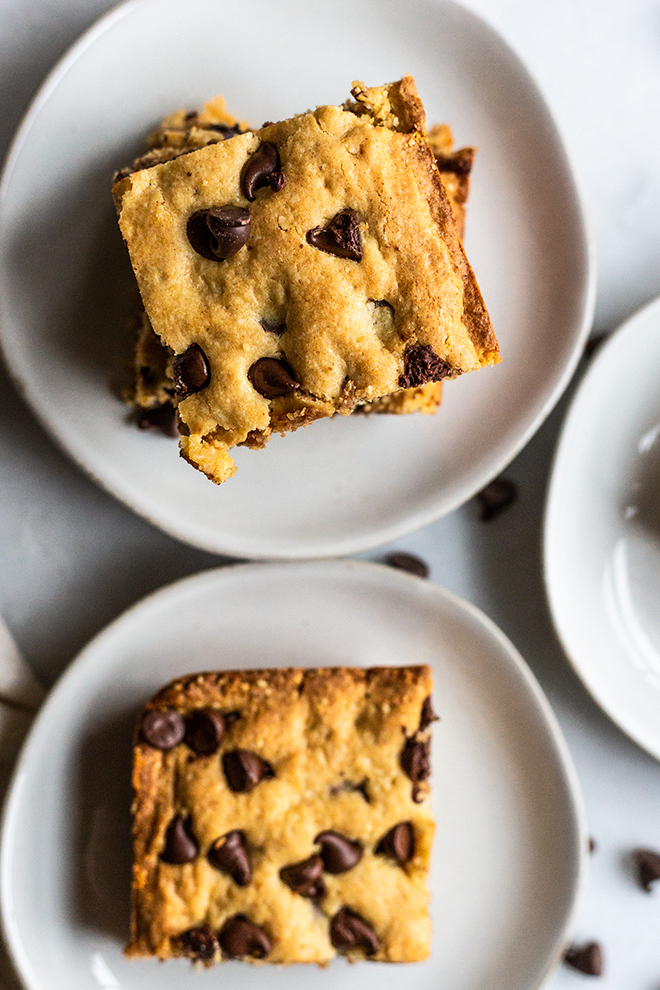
[330,907,379,955]
[399,343,451,389]
[385,552,429,579]
[315,831,363,873]
[476,478,517,522]
[136,402,179,437]
[260,318,286,336]
[633,847,660,892]
[419,695,439,731]
[184,709,225,755]
[280,854,326,899]
[173,343,210,399]
[241,143,284,201]
[222,749,274,793]
[564,942,603,976]
[306,209,363,261]
[208,830,251,885]
[177,924,219,961]
[248,357,300,398]
[401,738,430,802]
[140,708,185,749]
[160,814,199,864]
[187,206,251,261]
[376,822,415,864]
[218,915,271,959]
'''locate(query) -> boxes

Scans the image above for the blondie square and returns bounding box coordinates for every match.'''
[127,665,436,964]
[114,76,498,483]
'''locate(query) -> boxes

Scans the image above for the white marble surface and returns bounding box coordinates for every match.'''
[0,1,659,987]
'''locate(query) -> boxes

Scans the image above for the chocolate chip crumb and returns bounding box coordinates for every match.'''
[477,478,517,521]
[307,209,363,261]
[564,942,603,976]
[399,343,451,389]
[218,915,271,959]
[632,847,660,892]
[385,552,429,579]
[140,708,185,749]
[173,343,211,398]
[330,907,379,955]
[177,924,218,961]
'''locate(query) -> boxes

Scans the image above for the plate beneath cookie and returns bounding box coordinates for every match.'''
[545,296,660,761]
[0,0,594,558]
[1,560,585,990]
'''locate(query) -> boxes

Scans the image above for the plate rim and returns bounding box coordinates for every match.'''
[0,0,596,560]
[1,558,587,990]
[544,293,660,762]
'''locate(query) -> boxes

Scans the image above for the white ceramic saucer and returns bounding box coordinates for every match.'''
[545,296,660,761]
[0,0,595,559]
[1,561,585,990]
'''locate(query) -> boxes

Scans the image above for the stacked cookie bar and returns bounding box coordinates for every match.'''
[127,666,437,965]
[113,76,498,483]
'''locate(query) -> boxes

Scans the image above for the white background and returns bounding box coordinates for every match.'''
[0,0,659,987]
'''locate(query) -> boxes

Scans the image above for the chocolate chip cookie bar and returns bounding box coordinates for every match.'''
[126,666,437,964]
[114,76,498,484]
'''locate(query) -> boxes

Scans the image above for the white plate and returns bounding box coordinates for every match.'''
[1,561,585,990]
[0,0,595,559]
[545,296,660,761]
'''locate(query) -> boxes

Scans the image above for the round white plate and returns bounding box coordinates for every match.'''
[545,296,660,761]
[0,0,594,560]
[1,561,585,990]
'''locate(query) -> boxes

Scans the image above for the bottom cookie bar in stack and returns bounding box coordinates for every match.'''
[127,665,436,965]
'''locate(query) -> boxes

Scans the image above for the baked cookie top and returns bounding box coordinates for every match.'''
[114,76,498,484]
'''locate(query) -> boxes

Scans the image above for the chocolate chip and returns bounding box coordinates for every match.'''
[248,357,300,398]
[268,171,286,192]
[218,915,271,959]
[177,924,219,961]
[208,830,251,885]
[315,831,363,873]
[385,552,429,579]
[434,148,475,176]
[564,942,603,976]
[419,695,439,731]
[241,143,284,201]
[399,343,451,389]
[136,402,179,437]
[633,847,660,892]
[160,814,198,864]
[280,854,326,899]
[330,907,379,955]
[306,209,363,261]
[222,749,274,792]
[329,778,370,803]
[401,737,431,801]
[173,343,210,398]
[186,206,251,261]
[376,822,415,864]
[207,123,244,139]
[184,709,225,755]
[260,318,286,335]
[477,478,517,522]
[140,709,185,749]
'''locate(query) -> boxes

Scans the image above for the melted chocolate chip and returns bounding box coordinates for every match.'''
[399,343,451,389]
[177,924,219,961]
[218,915,271,959]
[241,143,284,201]
[633,847,660,892]
[315,831,362,873]
[385,552,429,579]
[136,402,179,437]
[160,814,198,864]
[248,357,300,398]
[173,343,210,398]
[208,830,251,885]
[477,478,517,522]
[184,709,225,755]
[280,854,326,899]
[434,148,475,176]
[376,822,415,864]
[222,749,274,793]
[186,206,251,261]
[401,737,430,801]
[140,709,185,750]
[419,695,439,731]
[564,942,603,976]
[330,907,379,955]
[306,209,363,261]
